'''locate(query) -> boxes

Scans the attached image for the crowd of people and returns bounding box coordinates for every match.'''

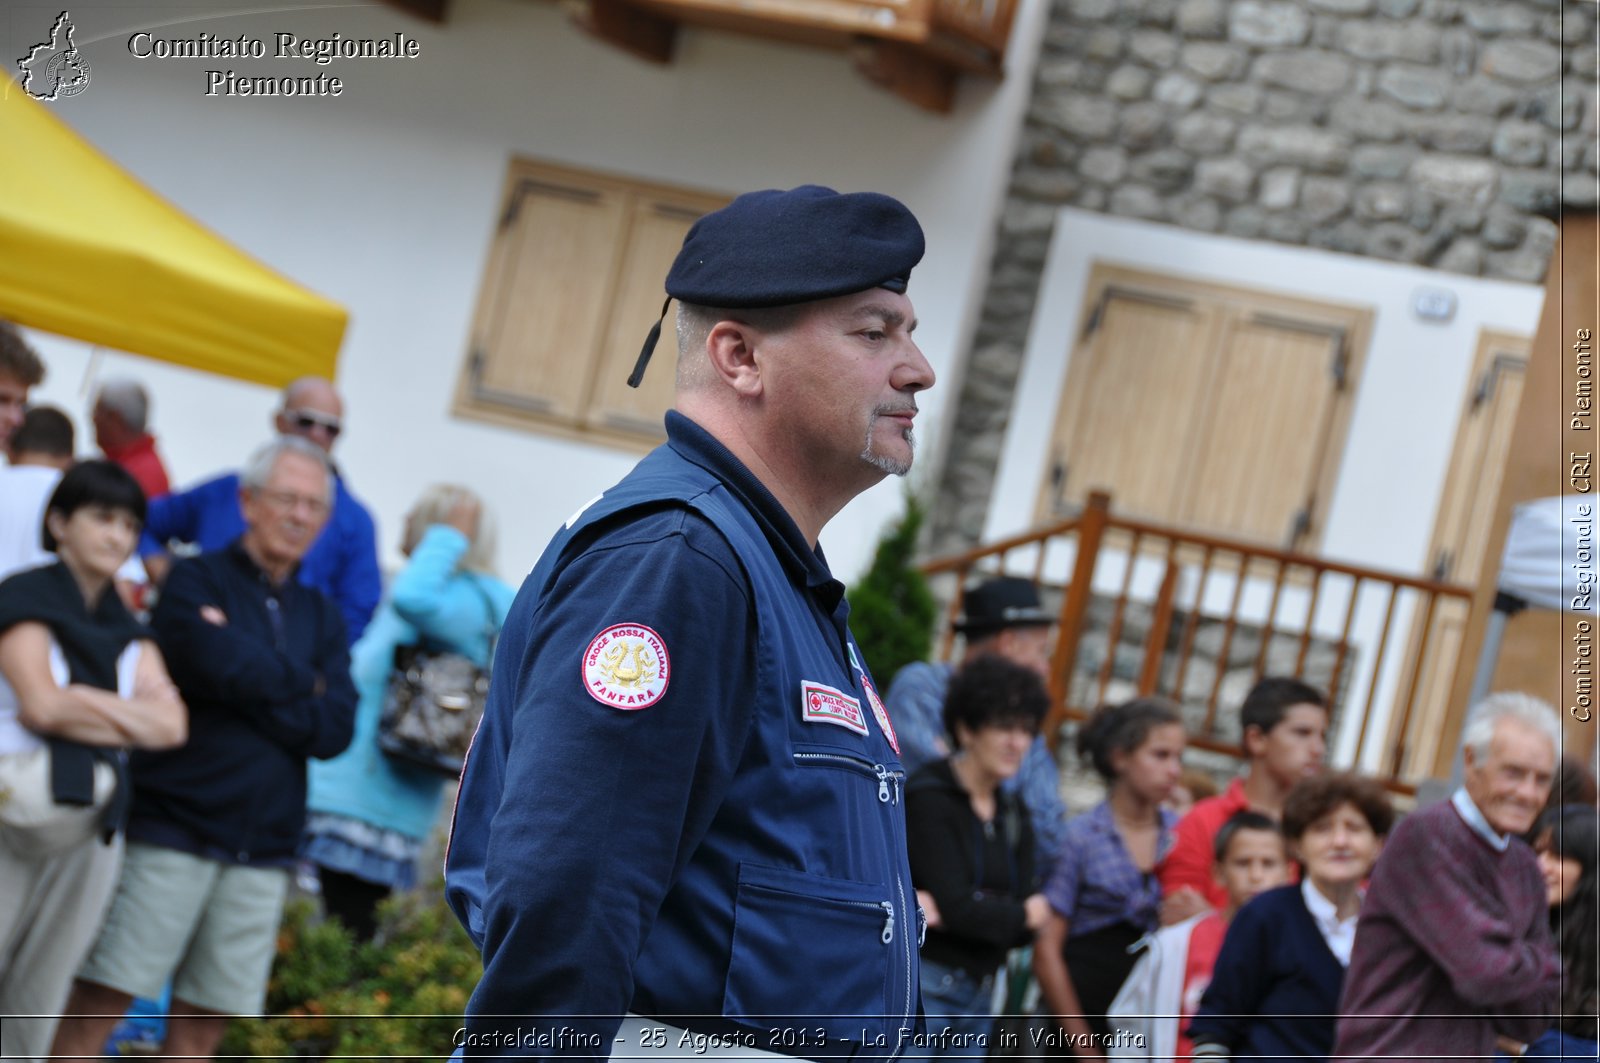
[0,324,508,1061]
[894,597,1592,1063]
[0,180,1595,1063]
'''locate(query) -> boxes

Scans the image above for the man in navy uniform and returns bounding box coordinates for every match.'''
[446,185,936,1059]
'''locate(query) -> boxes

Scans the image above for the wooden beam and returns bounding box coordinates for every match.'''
[577,0,678,64]
[1440,210,1600,775]
[632,0,923,43]
[1042,491,1112,751]
[374,0,450,22]
[852,38,957,114]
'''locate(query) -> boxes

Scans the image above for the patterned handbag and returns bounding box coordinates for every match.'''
[376,579,498,778]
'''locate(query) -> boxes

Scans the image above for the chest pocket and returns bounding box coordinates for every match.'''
[723,861,893,1041]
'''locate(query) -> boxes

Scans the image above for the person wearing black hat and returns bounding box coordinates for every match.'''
[446,185,935,1060]
[887,577,1067,876]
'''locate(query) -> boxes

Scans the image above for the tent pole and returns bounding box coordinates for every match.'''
[1450,591,1527,787]
[81,344,103,397]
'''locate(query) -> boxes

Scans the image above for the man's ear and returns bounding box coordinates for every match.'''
[1242,723,1266,759]
[705,320,765,398]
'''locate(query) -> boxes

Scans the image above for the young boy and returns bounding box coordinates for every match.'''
[1110,812,1289,1060]
[1159,677,1326,919]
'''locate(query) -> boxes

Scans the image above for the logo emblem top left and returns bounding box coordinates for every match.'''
[18,12,91,101]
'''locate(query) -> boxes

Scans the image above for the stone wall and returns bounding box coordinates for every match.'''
[929,0,1596,553]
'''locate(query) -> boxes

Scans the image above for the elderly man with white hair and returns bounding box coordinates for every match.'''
[92,377,170,501]
[1334,692,1563,1060]
[139,376,380,643]
[51,436,357,1063]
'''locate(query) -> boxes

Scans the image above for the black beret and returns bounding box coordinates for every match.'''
[666,184,925,308]
[626,185,925,387]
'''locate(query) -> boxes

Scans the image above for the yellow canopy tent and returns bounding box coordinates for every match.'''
[0,86,347,387]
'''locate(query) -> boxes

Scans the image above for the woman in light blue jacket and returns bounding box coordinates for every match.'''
[304,484,514,939]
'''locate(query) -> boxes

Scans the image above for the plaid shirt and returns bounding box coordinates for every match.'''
[1044,800,1176,937]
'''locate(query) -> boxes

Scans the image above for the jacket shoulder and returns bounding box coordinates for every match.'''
[333,479,376,529]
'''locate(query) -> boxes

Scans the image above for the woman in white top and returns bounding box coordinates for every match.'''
[0,460,186,1063]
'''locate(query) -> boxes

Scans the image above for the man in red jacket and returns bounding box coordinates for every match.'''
[92,378,171,501]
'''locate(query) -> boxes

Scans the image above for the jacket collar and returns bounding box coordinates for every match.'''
[1451,787,1511,852]
[664,410,844,608]
[226,536,301,589]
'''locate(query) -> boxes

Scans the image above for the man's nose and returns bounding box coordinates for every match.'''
[896,342,936,393]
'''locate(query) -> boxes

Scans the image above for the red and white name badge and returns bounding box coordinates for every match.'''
[800,681,869,736]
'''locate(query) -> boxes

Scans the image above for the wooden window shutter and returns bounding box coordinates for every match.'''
[1044,286,1218,520]
[1179,311,1348,546]
[1038,263,1372,549]
[587,193,725,437]
[456,160,730,449]
[468,176,628,421]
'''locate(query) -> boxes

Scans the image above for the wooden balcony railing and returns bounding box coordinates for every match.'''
[561,0,1018,112]
[921,492,1476,795]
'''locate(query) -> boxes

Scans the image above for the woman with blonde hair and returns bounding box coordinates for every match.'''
[304,484,513,938]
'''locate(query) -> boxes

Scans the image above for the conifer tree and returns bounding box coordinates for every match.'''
[848,495,938,691]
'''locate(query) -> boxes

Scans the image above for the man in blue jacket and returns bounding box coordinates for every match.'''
[446,185,936,1060]
[140,376,380,644]
[52,435,357,1063]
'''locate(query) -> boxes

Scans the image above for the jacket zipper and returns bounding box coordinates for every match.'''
[791,751,903,804]
[825,898,895,945]
[793,748,915,1052]
[893,867,912,1058]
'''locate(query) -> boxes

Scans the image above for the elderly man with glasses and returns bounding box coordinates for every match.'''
[51,435,357,1063]
[138,378,380,643]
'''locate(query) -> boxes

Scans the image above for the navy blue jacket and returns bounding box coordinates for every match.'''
[1188,884,1347,1063]
[447,412,921,1059]
[132,541,356,865]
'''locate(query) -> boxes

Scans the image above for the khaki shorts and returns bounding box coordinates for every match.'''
[76,842,289,1015]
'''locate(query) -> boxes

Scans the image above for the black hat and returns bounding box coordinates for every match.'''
[626,184,925,387]
[955,578,1054,636]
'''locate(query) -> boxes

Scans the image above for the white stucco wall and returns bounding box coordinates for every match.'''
[985,208,1548,768]
[989,209,1549,567]
[5,0,1049,583]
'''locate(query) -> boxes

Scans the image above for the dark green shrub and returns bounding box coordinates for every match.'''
[218,889,480,1060]
[847,494,938,691]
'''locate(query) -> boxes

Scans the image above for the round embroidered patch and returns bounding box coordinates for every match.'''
[582,623,670,710]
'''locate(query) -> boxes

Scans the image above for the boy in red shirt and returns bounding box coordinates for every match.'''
[1110,812,1288,1060]
[1159,678,1325,920]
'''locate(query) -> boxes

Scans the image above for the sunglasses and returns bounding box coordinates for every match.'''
[285,408,342,438]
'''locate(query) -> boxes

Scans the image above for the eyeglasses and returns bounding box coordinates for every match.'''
[284,408,342,438]
[256,489,331,516]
